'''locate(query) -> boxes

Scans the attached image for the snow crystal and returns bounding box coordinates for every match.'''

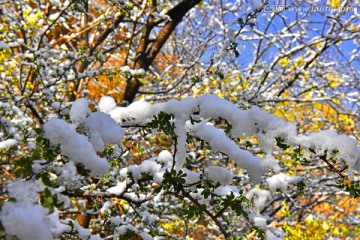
[139,158,162,176]
[140,211,156,225]
[69,98,90,125]
[227,28,237,42]
[292,130,360,173]
[73,221,92,239]
[213,185,239,196]
[127,165,141,181]
[189,189,209,205]
[106,181,127,194]
[246,189,271,211]
[182,168,200,185]
[0,41,10,49]
[253,216,267,228]
[266,173,302,192]
[85,112,124,151]
[43,118,110,176]
[7,180,44,203]
[153,171,165,184]
[157,150,173,165]
[252,0,263,11]
[140,232,154,240]
[186,120,265,183]
[205,166,233,186]
[99,96,117,113]
[266,227,284,240]
[111,101,154,125]
[115,224,137,236]
[56,161,83,189]
[100,201,113,214]
[0,202,51,240]
[109,216,124,226]
[0,139,17,149]
[48,210,71,236]
[106,94,360,183]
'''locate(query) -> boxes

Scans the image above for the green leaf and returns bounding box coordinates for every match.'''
[15,156,34,178]
[275,137,290,150]
[297,181,306,197]
[338,180,360,198]
[31,149,41,159]
[40,171,55,187]
[40,188,63,213]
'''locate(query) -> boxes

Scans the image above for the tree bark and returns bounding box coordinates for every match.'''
[123,0,201,104]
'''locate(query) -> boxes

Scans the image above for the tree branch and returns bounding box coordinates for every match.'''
[124,0,202,104]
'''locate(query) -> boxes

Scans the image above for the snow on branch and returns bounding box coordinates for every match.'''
[107,94,360,181]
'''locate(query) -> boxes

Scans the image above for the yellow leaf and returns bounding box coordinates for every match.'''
[214,89,224,98]
[278,56,289,67]
[322,222,329,230]
[329,0,341,8]
[280,201,290,217]
[242,81,249,89]
[295,57,304,67]
[330,81,338,88]
[331,98,340,105]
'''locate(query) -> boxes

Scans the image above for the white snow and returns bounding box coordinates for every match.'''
[0,41,10,49]
[253,216,268,228]
[56,161,84,189]
[153,171,165,184]
[292,130,360,173]
[7,180,44,203]
[106,94,360,182]
[0,139,17,149]
[266,227,284,240]
[99,96,117,113]
[252,0,263,12]
[213,185,239,196]
[189,189,209,205]
[48,210,72,236]
[266,173,302,192]
[69,98,91,125]
[106,181,127,194]
[139,158,162,176]
[186,120,265,183]
[109,216,124,226]
[157,150,173,165]
[85,111,124,151]
[0,202,51,240]
[127,165,141,181]
[43,118,111,176]
[246,189,271,211]
[72,220,92,239]
[182,168,200,185]
[114,224,137,236]
[140,232,154,240]
[205,166,233,186]
[100,201,113,214]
